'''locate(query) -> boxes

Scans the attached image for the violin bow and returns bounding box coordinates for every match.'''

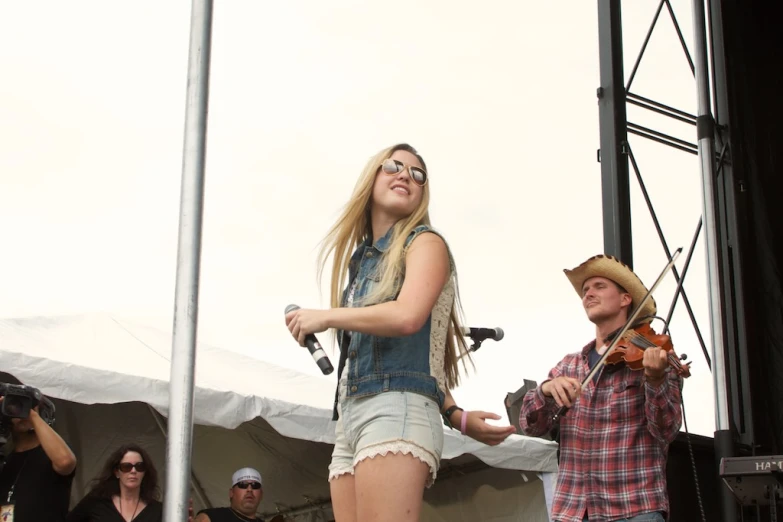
[551,247,683,424]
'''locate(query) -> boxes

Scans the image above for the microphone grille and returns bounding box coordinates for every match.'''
[284,304,300,314]
[495,327,505,341]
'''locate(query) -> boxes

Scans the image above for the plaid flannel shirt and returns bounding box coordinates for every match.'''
[520,341,683,522]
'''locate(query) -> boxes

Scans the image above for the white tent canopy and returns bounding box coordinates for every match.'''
[0,313,558,521]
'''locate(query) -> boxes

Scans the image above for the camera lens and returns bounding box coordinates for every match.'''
[2,396,26,418]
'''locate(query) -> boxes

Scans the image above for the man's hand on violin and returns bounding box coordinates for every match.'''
[643,346,668,382]
[541,377,582,408]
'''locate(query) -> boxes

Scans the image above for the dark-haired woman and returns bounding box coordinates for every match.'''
[67,444,162,522]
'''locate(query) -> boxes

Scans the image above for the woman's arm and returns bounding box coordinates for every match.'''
[286,232,449,344]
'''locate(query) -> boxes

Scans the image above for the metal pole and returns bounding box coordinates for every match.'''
[692,0,729,433]
[597,0,633,268]
[164,1,214,521]
[691,0,735,520]
[148,406,213,511]
[707,0,755,451]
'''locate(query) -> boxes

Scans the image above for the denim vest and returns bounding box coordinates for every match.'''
[331,224,453,420]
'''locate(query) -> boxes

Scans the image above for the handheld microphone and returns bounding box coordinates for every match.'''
[284,304,334,375]
[460,327,505,343]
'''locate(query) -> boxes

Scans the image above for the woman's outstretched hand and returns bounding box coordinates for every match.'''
[462,411,517,446]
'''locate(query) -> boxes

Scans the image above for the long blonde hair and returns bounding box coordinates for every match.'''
[317,143,473,388]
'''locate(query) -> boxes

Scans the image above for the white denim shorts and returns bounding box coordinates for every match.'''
[328,379,444,487]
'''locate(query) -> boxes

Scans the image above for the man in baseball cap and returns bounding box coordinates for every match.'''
[194,467,264,522]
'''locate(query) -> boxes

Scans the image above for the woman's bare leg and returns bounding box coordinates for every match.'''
[330,474,357,522]
[354,453,430,522]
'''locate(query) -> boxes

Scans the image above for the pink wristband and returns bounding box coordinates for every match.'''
[460,411,468,435]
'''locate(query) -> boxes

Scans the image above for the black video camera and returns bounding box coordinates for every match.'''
[0,383,56,439]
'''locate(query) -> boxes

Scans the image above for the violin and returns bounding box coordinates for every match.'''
[604,322,691,378]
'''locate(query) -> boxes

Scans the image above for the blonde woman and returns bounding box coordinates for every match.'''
[285,144,515,522]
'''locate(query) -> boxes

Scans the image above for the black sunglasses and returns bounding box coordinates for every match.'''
[118,462,146,473]
[380,158,427,186]
[234,481,262,490]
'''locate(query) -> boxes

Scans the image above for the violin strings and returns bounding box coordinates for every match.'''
[626,330,656,347]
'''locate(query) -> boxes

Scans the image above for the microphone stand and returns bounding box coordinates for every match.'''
[460,330,501,357]
[467,338,484,353]
[455,337,483,360]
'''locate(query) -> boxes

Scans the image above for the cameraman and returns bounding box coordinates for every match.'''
[0,394,77,522]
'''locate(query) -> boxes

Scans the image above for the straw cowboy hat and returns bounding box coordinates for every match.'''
[564,254,657,322]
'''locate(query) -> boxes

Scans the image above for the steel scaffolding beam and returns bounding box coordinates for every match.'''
[595,0,752,520]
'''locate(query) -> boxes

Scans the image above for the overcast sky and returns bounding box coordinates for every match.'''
[0,0,716,436]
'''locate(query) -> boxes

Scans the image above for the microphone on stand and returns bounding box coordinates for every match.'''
[460,327,505,343]
[284,304,334,375]
[460,326,505,354]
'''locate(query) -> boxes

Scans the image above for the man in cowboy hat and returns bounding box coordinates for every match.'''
[519,255,684,522]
